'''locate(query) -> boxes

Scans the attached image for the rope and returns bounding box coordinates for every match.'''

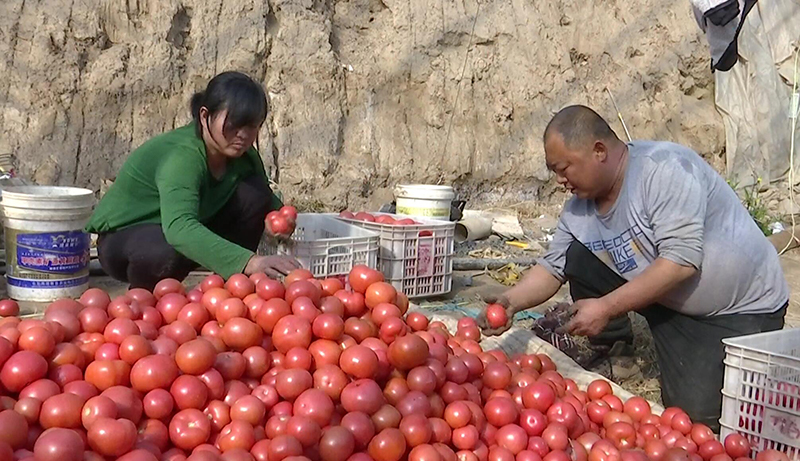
[440,0,481,182]
[780,44,800,255]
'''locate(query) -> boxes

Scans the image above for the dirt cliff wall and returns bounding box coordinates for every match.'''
[0,0,725,210]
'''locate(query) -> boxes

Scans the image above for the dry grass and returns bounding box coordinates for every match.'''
[578,313,663,405]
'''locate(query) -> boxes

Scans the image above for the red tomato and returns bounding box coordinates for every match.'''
[388,334,429,371]
[0,300,20,317]
[284,269,314,287]
[320,278,345,298]
[755,450,789,461]
[170,374,209,410]
[130,354,179,393]
[354,212,377,223]
[153,278,185,299]
[723,434,750,459]
[272,315,313,354]
[253,279,285,302]
[543,423,569,451]
[519,408,548,437]
[699,441,726,461]
[225,274,255,299]
[671,413,693,435]
[484,397,518,427]
[606,422,637,450]
[201,288,231,317]
[340,379,385,415]
[365,283,398,309]
[169,408,211,451]
[334,290,366,317]
[349,266,384,294]
[1,351,49,392]
[406,313,429,332]
[339,345,379,379]
[40,392,85,429]
[482,362,512,390]
[281,206,299,221]
[375,215,397,225]
[19,326,56,357]
[87,417,137,457]
[256,298,292,335]
[222,318,263,351]
[369,427,406,461]
[286,281,322,307]
[275,369,313,401]
[689,424,715,447]
[0,409,28,449]
[268,214,295,235]
[485,305,508,329]
[622,397,650,422]
[33,428,85,461]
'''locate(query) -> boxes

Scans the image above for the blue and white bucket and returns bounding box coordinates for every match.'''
[1,186,95,301]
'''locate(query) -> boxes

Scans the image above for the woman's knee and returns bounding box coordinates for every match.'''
[234,175,272,215]
[127,248,196,290]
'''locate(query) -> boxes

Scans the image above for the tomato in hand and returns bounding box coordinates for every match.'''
[485,304,509,329]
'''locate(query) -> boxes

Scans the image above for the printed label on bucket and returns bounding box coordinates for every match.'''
[15,231,91,274]
[7,275,90,289]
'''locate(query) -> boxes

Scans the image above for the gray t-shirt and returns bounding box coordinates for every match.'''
[539,140,788,317]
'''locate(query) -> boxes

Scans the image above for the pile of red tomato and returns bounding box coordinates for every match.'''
[338,211,419,226]
[0,265,789,461]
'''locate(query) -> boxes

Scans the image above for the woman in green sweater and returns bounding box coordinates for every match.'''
[86,72,300,290]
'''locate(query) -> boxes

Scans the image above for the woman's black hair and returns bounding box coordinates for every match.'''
[190,71,268,138]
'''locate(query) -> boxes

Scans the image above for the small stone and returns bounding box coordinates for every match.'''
[610,358,641,380]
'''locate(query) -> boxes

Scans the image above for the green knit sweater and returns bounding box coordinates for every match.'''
[86,123,282,278]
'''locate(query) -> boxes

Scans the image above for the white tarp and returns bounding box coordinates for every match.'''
[716,0,800,187]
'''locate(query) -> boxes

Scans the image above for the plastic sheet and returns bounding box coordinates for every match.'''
[716,0,800,187]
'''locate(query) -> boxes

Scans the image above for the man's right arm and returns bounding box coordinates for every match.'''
[501,215,574,313]
[501,264,563,314]
[480,217,571,334]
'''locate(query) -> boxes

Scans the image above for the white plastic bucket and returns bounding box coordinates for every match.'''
[394,184,455,221]
[1,186,95,302]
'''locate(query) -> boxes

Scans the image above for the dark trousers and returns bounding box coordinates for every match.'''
[97,175,273,291]
[564,241,786,431]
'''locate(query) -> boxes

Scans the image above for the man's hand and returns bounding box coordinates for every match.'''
[477,294,514,336]
[564,298,612,337]
[244,255,301,279]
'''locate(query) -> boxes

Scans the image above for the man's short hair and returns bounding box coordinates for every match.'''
[543,105,619,150]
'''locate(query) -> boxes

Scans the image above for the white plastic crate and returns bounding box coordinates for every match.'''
[262,214,379,278]
[720,328,800,460]
[336,213,455,298]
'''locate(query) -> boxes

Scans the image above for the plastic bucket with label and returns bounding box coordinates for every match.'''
[394,184,455,221]
[1,186,95,301]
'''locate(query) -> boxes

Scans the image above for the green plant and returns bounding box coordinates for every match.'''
[727,176,779,236]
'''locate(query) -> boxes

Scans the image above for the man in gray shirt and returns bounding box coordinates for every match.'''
[480,105,787,430]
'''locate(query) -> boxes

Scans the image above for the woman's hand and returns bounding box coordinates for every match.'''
[244,255,301,278]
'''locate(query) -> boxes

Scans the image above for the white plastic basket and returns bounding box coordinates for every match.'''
[336,213,455,298]
[262,214,379,278]
[720,328,800,460]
